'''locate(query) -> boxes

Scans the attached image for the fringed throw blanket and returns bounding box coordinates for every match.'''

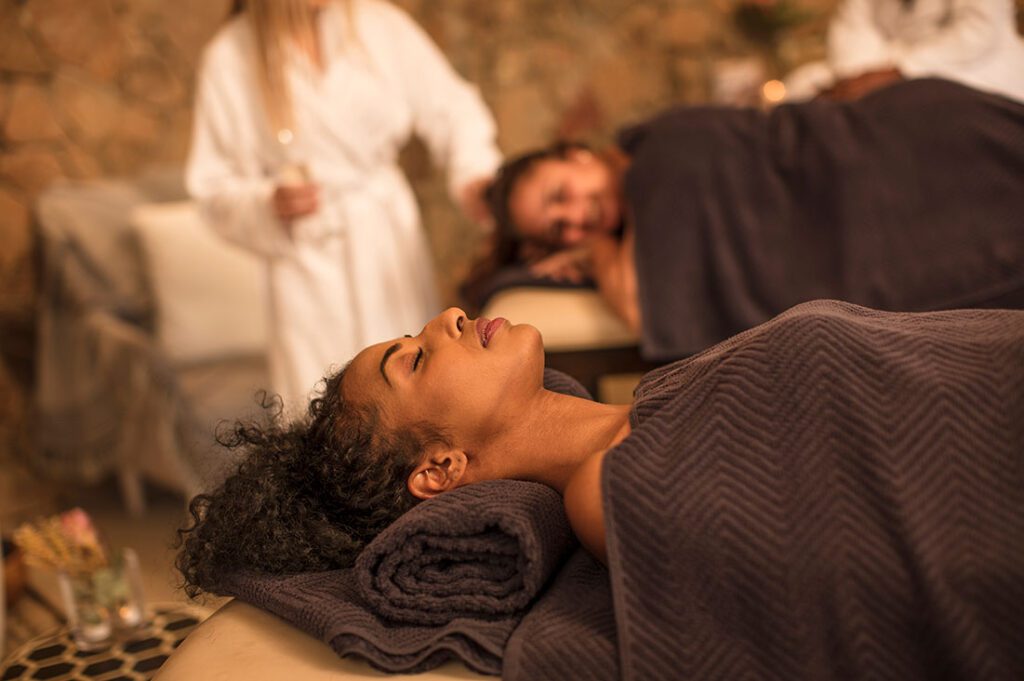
[603,301,1024,680]
[624,79,1024,360]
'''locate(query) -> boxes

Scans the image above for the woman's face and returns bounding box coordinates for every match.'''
[342,308,545,446]
[509,150,622,249]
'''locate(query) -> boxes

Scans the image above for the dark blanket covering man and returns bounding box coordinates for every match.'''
[624,79,1024,360]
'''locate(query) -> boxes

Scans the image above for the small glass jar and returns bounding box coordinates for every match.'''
[56,547,148,649]
[56,570,113,650]
[112,548,147,630]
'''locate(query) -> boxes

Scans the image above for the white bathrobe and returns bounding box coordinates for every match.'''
[186,0,501,412]
[785,0,1024,103]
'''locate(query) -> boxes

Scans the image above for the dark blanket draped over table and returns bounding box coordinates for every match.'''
[221,303,1024,680]
[604,301,1024,680]
[623,79,1024,360]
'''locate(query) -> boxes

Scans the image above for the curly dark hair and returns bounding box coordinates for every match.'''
[176,367,445,599]
[460,141,590,312]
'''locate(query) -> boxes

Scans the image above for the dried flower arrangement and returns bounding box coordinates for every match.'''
[12,508,108,576]
[12,507,146,645]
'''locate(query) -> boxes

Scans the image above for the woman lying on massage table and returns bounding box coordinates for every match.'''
[465,77,1024,361]
[178,302,1023,679]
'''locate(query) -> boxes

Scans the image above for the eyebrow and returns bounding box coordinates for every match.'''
[379,342,401,387]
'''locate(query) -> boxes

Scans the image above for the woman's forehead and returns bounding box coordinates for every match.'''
[341,343,386,400]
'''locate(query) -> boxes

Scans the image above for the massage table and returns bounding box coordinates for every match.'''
[155,600,489,680]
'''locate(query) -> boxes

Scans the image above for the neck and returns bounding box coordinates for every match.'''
[470,389,632,494]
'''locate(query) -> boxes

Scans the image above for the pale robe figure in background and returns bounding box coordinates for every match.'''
[187,0,501,412]
[784,0,1024,102]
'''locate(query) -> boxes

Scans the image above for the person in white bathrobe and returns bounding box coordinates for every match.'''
[784,0,1024,103]
[186,0,502,413]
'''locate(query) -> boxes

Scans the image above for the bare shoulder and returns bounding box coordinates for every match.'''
[563,449,608,564]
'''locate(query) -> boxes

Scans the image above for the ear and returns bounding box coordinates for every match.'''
[407,448,469,500]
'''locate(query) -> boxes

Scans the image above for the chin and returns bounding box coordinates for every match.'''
[518,323,544,354]
[509,323,546,385]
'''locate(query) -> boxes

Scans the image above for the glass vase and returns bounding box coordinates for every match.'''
[111,547,148,630]
[56,570,113,650]
[55,547,148,648]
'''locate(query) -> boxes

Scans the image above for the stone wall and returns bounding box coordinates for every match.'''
[1,0,235,512]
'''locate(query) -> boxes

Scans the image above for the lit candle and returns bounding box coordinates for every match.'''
[761,79,787,106]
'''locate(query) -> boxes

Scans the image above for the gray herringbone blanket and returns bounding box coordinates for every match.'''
[603,301,1024,680]
[624,79,1024,360]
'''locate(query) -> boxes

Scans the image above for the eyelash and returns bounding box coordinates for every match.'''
[412,347,423,372]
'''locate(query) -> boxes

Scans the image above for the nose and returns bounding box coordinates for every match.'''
[558,201,591,246]
[427,307,467,339]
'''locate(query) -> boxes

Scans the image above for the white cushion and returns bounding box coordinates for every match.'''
[131,202,267,366]
[481,287,638,352]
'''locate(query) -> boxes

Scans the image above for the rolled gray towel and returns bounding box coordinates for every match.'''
[222,479,574,675]
[356,479,575,626]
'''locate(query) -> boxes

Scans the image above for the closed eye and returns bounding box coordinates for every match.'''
[412,347,424,371]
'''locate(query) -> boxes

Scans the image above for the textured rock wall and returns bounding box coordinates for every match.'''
[0,0,234,503]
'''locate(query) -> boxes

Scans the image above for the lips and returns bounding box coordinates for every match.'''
[477,317,506,348]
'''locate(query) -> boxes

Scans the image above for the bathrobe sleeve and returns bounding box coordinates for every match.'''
[369,2,502,200]
[185,32,291,259]
[827,0,897,78]
[891,0,1007,78]
[828,0,1013,82]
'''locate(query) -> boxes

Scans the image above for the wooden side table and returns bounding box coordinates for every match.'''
[0,604,207,681]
